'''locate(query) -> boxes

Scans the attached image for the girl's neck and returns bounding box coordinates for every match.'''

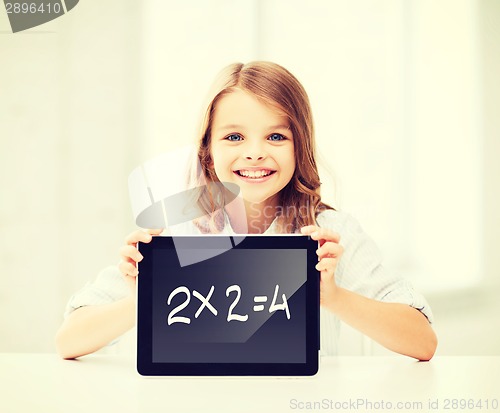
[225,196,279,234]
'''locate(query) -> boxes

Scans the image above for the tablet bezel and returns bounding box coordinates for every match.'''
[136,235,319,376]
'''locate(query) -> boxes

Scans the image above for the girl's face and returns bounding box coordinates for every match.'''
[210,89,295,206]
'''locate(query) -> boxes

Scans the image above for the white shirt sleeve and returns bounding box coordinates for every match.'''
[63,265,130,319]
[316,209,434,323]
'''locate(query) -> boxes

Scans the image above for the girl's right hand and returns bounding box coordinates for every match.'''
[118,229,163,290]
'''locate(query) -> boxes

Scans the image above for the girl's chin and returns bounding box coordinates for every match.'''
[240,193,279,206]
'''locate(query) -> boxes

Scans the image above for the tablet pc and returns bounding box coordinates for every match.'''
[137,235,319,376]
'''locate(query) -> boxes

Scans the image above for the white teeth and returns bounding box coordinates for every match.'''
[238,170,272,178]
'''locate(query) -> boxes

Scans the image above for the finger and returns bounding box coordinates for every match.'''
[121,256,136,266]
[125,229,162,245]
[316,242,343,259]
[307,227,340,244]
[315,257,337,272]
[125,230,151,245]
[119,245,143,263]
[300,225,318,235]
[301,225,340,241]
[118,260,138,277]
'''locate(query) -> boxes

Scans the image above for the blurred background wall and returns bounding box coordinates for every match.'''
[0,0,499,355]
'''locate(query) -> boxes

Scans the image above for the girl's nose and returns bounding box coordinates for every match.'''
[245,154,265,160]
[244,143,267,161]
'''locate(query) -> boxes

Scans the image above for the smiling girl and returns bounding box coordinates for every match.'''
[55,62,437,361]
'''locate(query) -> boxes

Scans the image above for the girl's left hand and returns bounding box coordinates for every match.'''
[300,225,343,311]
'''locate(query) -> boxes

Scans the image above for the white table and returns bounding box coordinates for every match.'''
[1,354,499,413]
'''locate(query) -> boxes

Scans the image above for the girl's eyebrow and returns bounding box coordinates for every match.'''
[214,124,244,132]
[266,124,291,131]
[215,124,290,132]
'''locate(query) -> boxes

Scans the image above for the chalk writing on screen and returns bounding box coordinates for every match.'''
[166,284,290,325]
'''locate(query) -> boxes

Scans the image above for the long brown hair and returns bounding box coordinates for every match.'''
[192,61,332,233]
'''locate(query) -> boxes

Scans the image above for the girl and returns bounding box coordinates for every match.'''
[55,62,437,360]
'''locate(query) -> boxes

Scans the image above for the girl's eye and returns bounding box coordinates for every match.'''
[268,133,286,142]
[225,134,243,142]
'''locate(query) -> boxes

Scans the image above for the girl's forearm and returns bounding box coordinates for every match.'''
[55,296,136,359]
[328,287,437,361]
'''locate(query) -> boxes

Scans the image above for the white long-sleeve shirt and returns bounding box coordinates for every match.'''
[64,209,433,356]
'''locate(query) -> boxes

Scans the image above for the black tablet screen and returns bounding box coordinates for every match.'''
[151,246,307,363]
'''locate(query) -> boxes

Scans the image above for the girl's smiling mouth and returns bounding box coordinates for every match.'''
[233,168,277,181]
